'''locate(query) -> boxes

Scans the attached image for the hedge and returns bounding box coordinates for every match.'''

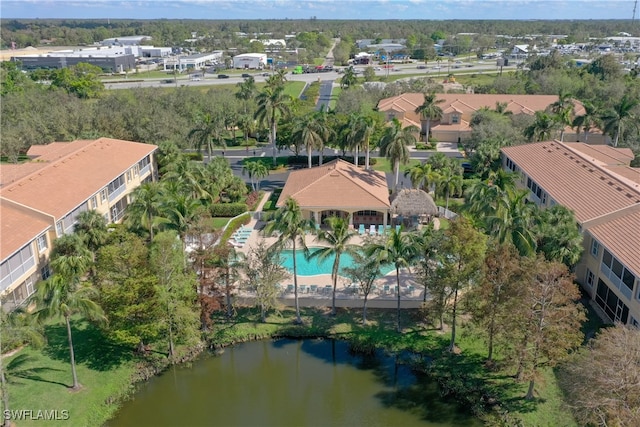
[210,203,248,217]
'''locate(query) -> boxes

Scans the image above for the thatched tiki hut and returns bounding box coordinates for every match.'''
[390,189,438,229]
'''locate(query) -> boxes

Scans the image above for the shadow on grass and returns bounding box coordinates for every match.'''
[42,322,135,372]
[6,354,68,388]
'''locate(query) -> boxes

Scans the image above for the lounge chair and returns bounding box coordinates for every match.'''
[286,284,294,293]
[369,225,376,235]
[310,284,318,294]
[378,225,384,235]
[395,224,401,233]
[358,224,365,235]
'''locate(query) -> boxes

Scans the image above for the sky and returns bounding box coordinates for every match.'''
[0,0,637,20]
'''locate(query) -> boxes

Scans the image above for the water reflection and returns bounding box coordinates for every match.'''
[107,339,479,427]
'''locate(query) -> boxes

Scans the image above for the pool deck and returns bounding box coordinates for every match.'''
[230,192,425,309]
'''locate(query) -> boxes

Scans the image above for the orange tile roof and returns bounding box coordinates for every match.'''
[588,210,640,276]
[378,93,587,129]
[0,201,52,260]
[277,159,390,210]
[0,138,157,219]
[501,141,640,223]
[432,120,471,132]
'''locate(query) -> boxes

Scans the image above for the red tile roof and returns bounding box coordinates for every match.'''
[277,159,390,210]
[588,210,640,276]
[0,138,157,219]
[502,141,640,223]
[0,201,51,260]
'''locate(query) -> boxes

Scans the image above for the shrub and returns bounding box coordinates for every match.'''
[210,203,248,217]
[185,152,203,161]
[286,155,375,167]
[245,191,261,211]
[221,213,251,242]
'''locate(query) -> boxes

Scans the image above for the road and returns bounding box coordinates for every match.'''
[104,61,509,90]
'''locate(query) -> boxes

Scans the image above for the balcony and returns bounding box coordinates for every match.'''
[108,184,126,203]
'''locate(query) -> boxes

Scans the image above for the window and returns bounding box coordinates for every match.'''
[90,196,98,209]
[595,279,629,323]
[138,155,151,170]
[591,239,600,257]
[100,188,108,202]
[56,221,63,236]
[631,317,639,329]
[601,249,637,299]
[451,114,459,124]
[585,269,595,288]
[126,170,132,183]
[37,234,48,252]
[41,263,51,280]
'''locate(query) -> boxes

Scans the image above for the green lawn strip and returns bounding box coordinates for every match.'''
[212,217,232,229]
[261,188,282,211]
[371,157,421,173]
[220,213,251,243]
[283,81,307,99]
[6,322,137,427]
[241,156,289,171]
[329,86,342,110]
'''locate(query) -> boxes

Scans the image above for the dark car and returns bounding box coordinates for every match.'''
[217,74,229,79]
[241,73,251,78]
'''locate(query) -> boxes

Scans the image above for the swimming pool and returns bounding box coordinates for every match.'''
[280,247,394,277]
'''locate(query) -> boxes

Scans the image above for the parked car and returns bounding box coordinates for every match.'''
[241,73,251,78]
[218,74,229,79]
[262,72,270,76]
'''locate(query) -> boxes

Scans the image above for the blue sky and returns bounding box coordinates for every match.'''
[0,1,636,20]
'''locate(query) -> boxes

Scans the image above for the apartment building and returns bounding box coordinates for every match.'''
[501,140,640,326]
[0,138,157,311]
[377,93,607,145]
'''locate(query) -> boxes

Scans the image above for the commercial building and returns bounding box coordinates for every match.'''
[233,53,268,69]
[101,35,152,46]
[501,140,640,326]
[0,138,158,311]
[166,51,223,72]
[13,45,136,72]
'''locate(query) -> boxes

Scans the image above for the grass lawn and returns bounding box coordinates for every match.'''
[5,322,137,427]
[328,86,342,110]
[212,217,232,229]
[283,81,307,99]
[371,157,421,173]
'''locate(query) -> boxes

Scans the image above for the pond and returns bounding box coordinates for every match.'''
[106,339,480,427]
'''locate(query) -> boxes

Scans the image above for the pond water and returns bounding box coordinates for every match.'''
[106,339,480,427]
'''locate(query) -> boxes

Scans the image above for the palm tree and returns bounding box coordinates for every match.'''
[486,189,537,256]
[404,162,439,193]
[30,250,105,390]
[435,166,463,211]
[572,101,601,143]
[310,217,359,315]
[354,113,377,170]
[237,114,255,147]
[74,210,108,254]
[124,182,167,240]
[188,112,225,162]
[242,160,269,191]
[340,66,357,89]
[293,111,332,168]
[255,85,291,164]
[414,93,444,141]
[366,227,419,332]
[235,76,256,115]
[263,197,313,324]
[1,307,44,427]
[549,90,575,142]
[379,118,418,192]
[601,94,639,147]
[524,111,557,142]
[345,113,362,167]
[494,101,512,116]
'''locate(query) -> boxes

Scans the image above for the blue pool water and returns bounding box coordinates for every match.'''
[280,247,394,277]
